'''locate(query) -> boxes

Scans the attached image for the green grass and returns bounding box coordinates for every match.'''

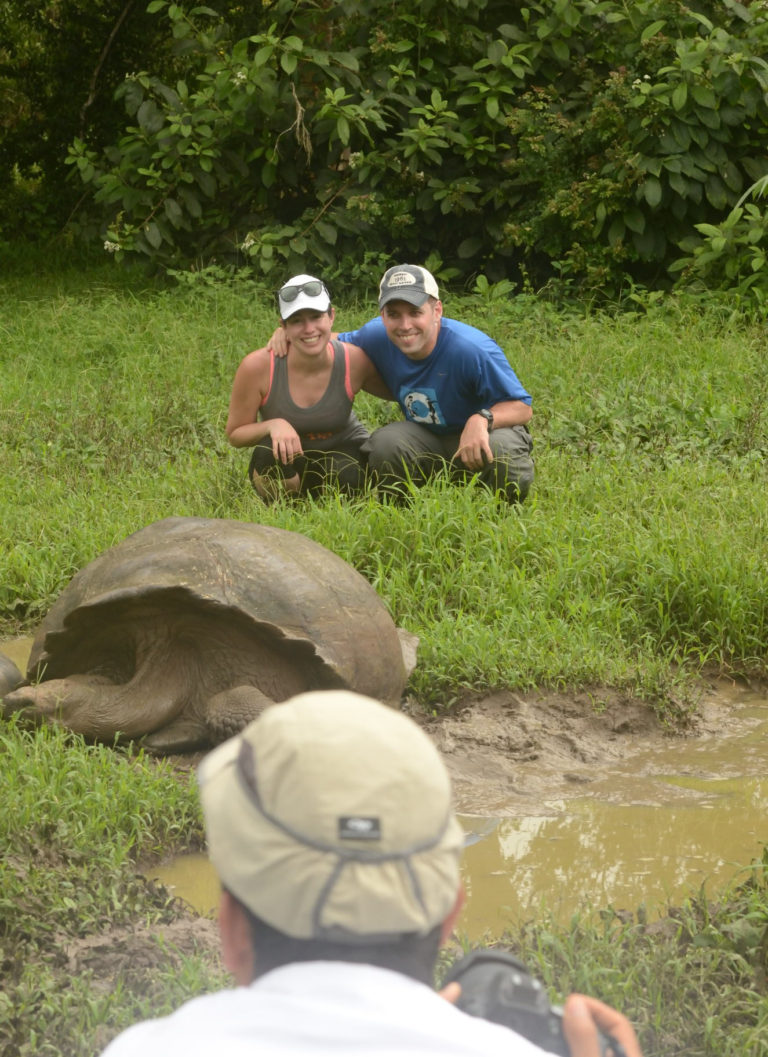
[1,718,766,1056]
[2,267,766,715]
[0,717,219,1056]
[1,261,767,1055]
[483,858,768,1057]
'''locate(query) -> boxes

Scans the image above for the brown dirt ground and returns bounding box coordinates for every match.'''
[409,682,734,814]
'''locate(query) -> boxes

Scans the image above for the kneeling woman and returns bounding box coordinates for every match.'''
[226,275,391,499]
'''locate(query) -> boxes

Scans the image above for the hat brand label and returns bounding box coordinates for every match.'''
[339,816,381,840]
[386,271,417,287]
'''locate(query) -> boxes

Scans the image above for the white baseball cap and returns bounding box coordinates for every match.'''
[277,274,331,320]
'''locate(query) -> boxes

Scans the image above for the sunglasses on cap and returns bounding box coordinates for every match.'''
[278,280,329,303]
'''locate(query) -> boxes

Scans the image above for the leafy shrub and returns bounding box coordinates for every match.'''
[63,0,768,294]
[671,175,768,309]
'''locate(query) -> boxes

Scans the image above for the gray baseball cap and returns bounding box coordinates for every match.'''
[379,264,440,309]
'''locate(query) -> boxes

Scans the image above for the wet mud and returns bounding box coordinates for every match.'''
[148,679,768,939]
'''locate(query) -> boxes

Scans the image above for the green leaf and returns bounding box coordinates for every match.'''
[688,11,714,32]
[281,52,298,75]
[640,19,666,42]
[195,169,216,196]
[608,217,625,244]
[691,85,717,109]
[551,39,569,63]
[137,100,164,135]
[315,220,337,245]
[705,174,728,210]
[178,188,202,218]
[668,171,689,196]
[337,116,350,146]
[486,96,499,120]
[646,177,663,208]
[253,45,274,67]
[672,83,687,111]
[144,221,163,249]
[457,237,483,258]
[163,198,183,226]
[633,228,656,259]
[623,206,645,234]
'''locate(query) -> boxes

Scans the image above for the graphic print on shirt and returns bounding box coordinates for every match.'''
[401,387,446,427]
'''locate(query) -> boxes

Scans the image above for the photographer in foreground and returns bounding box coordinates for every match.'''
[100,691,643,1057]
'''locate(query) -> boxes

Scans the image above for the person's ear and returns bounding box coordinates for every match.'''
[439,882,466,946]
[219,889,256,985]
[328,306,336,326]
[433,299,443,322]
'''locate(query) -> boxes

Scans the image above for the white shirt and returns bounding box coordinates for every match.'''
[101,960,551,1056]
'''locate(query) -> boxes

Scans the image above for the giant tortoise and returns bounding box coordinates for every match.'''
[1,517,414,753]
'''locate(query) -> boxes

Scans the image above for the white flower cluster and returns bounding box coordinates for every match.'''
[233,70,247,86]
[103,240,121,253]
[241,234,256,251]
[632,74,652,88]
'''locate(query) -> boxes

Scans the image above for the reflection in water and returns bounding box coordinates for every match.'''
[152,777,768,941]
[460,780,767,938]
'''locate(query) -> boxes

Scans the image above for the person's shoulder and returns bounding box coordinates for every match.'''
[341,316,384,336]
[441,316,495,344]
[237,346,271,373]
[100,988,246,1053]
[439,317,504,361]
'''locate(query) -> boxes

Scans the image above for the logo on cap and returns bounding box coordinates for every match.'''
[339,816,382,840]
[385,271,418,288]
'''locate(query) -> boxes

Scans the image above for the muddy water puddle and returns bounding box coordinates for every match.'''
[3,632,766,938]
[151,686,768,939]
[1,635,33,672]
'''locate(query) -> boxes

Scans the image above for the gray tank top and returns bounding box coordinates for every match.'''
[260,339,359,440]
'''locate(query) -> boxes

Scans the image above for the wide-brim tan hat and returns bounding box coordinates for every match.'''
[197,690,464,942]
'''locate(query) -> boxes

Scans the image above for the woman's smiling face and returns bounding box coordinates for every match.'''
[283,307,335,357]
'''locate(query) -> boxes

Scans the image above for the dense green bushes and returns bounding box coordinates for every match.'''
[60,0,768,294]
[3,1,768,295]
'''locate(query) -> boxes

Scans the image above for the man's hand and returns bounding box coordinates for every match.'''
[454,413,494,471]
[269,328,289,357]
[267,419,303,464]
[562,994,642,1057]
[438,981,461,1004]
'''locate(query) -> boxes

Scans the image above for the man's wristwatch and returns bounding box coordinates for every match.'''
[477,409,494,431]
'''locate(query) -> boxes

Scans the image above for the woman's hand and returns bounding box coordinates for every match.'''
[267,419,302,464]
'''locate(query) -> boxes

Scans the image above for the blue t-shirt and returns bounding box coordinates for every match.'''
[338,317,531,435]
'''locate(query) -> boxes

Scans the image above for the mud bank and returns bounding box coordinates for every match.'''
[420,680,752,813]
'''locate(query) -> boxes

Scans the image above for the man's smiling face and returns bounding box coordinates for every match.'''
[381,298,443,360]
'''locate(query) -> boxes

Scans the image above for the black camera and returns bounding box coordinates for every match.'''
[442,950,627,1057]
